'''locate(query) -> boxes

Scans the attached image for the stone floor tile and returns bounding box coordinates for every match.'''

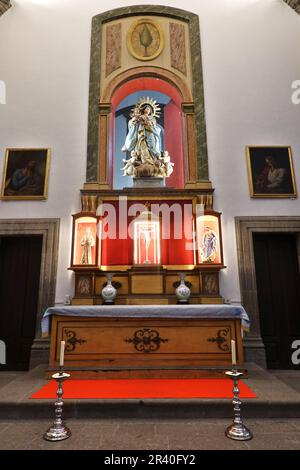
[243,433,300,450]
[1,418,300,450]
[166,432,248,450]
[235,418,300,434]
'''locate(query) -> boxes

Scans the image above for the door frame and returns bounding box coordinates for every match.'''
[235,216,300,367]
[0,219,60,363]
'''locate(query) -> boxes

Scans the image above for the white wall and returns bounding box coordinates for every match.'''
[0,0,299,303]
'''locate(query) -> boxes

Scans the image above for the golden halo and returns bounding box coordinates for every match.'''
[137,96,161,118]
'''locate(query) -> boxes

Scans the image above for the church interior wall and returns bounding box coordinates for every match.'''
[0,0,299,305]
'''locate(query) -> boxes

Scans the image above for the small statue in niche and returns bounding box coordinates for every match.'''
[139,224,156,264]
[80,227,95,265]
[200,226,218,263]
[121,97,174,179]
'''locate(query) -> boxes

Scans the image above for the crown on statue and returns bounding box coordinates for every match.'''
[136,96,161,118]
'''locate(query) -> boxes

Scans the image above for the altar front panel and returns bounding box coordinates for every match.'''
[49,315,244,375]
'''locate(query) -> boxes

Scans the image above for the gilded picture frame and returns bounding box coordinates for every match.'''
[246,146,297,198]
[1,148,51,200]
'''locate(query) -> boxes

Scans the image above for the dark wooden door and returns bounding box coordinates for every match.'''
[253,233,300,369]
[0,236,43,371]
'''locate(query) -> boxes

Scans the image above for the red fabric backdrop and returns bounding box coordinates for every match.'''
[101,200,194,266]
[164,100,185,188]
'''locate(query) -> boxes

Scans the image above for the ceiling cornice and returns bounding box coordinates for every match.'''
[1,2,299,18]
[284,0,300,14]
[0,0,11,17]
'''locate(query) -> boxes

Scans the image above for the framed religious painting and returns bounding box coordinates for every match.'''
[1,148,51,200]
[246,146,297,198]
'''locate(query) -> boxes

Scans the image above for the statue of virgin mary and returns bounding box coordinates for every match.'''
[121,97,174,179]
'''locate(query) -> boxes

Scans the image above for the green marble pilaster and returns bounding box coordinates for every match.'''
[189,13,209,180]
[86,15,102,182]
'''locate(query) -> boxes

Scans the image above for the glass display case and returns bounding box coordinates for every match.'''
[196,211,223,265]
[133,206,161,265]
[71,214,99,267]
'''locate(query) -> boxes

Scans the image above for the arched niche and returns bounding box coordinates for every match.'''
[108,76,186,189]
[85,6,210,190]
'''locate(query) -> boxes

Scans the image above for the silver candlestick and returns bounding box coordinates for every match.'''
[43,368,71,441]
[225,369,253,441]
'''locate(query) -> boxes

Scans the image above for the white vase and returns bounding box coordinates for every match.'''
[175,273,191,304]
[101,273,117,304]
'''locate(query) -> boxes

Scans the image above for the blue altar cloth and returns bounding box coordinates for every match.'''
[41,304,250,336]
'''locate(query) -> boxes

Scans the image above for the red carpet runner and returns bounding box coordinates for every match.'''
[31,378,257,399]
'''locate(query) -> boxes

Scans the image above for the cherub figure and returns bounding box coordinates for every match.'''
[121,151,139,177]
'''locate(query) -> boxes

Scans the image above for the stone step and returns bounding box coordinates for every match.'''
[0,363,299,420]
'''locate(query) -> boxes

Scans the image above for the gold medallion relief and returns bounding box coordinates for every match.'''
[127,19,164,61]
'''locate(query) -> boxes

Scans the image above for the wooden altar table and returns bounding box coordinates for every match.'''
[43,305,249,378]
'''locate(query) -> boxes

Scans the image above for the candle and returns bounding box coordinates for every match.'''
[231,339,237,366]
[59,341,65,367]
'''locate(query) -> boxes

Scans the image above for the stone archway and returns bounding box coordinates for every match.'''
[102,66,192,104]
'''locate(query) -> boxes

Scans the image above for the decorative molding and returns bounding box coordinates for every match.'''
[235,216,300,367]
[181,102,195,114]
[106,23,122,77]
[101,66,192,103]
[170,22,187,75]
[0,219,60,339]
[81,194,98,212]
[284,0,300,14]
[0,0,11,17]
[99,102,112,114]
